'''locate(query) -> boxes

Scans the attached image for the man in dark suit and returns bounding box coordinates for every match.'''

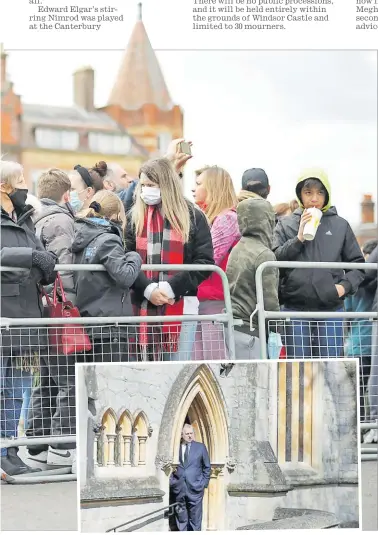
[170,424,211,531]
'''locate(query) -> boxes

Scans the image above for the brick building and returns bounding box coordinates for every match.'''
[0,44,22,163]
[0,4,183,191]
[354,194,377,246]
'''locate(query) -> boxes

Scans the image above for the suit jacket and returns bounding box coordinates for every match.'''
[170,441,211,501]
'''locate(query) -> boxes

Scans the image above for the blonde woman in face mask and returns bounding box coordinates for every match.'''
[72,190,142,362]
[125,158,214,362]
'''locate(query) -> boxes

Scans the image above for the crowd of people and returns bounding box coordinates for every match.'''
[1,138,377,478]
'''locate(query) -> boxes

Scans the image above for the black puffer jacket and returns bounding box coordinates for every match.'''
[1,205,56,358]
[125,203,214,302]
[72,217,142,322]
[273,207,365,311]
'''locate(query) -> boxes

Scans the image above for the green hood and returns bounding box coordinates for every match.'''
[295,167,332,212]
[237,197,275,249]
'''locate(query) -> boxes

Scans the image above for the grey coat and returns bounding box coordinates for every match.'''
[33,199,76,302]
[72,217,142,338]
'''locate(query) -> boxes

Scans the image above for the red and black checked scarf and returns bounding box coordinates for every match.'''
[135,205,184,359]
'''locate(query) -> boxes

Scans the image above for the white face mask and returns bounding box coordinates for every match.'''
[140,186,161,206]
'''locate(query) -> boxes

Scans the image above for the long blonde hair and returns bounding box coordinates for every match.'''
[132,158,192,243]
[197,166,237,224]
[81,190,126,231]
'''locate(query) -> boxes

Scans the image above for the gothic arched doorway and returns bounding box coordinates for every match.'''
[170,365,229,531]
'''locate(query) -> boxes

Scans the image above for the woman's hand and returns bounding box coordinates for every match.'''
[165,138,193,173]
[297,209,313,242]
[150,288,171,306]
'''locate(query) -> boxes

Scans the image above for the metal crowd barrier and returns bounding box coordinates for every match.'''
[255,261,378,461]
[0,264,236,483]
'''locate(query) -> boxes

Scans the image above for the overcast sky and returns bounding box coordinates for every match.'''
[4,43,377,226]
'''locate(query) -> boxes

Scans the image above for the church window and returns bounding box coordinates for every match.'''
[133,412,149,466]
[101,409,117,467]
[277,362,314,465]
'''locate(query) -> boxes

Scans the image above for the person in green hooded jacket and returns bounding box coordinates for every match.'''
[273,168,365,357]
[227,196,280,359]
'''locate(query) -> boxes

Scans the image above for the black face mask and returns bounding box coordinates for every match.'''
[8,189,28,209]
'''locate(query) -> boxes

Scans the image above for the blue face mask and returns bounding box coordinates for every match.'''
[69,191,83,213]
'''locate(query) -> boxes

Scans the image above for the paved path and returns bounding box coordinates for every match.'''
[361,460,378,531]
[1,481,77,531]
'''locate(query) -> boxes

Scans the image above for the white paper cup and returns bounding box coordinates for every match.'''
[303,207,322,241]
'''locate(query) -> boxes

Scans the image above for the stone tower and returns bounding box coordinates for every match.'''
[100,3,183,155]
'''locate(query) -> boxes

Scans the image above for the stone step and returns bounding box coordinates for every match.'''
[237,511,340,530]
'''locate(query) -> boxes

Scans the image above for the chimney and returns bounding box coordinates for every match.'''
[1,43,7,90]
[361,194,375,224]
[73,66,95,112]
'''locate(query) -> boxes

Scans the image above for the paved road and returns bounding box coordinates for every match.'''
[1,464,376,531]
[1,481,77,531]
[361,460,378,531]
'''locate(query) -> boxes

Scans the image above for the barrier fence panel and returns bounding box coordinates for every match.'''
[256,261,378,460]
[0,264,236,483]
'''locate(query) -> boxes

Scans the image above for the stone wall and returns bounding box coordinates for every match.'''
[81,502,166,533]
[280,485,359,524]
[278,361,359,523]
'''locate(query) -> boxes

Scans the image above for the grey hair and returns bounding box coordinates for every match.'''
[182,424,194,432]
[0,160,23,187]
[105,164,116,180]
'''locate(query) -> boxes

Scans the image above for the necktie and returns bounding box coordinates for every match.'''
[184,444,189,464]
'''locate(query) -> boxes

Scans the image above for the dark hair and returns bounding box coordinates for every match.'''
[244,183,269,199]
[89,201,102,213]
[301,178,325,192]
[298,178,329,206]
[92,161,108,179]
[88,162,106,193]
[362,239,378,256]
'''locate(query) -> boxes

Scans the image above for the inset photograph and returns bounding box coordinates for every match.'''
[78,361,359,532]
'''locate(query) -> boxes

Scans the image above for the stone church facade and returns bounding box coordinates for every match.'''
[78,361,358,532]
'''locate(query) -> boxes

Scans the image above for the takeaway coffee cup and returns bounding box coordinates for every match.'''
[303,207,322,241]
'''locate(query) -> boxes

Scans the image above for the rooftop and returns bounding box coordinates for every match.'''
[107,3,173,111]
[23,103,122,131]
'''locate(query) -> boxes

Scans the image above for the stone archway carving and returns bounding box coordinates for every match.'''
[171,365,229,463]
[156,364,229,531]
